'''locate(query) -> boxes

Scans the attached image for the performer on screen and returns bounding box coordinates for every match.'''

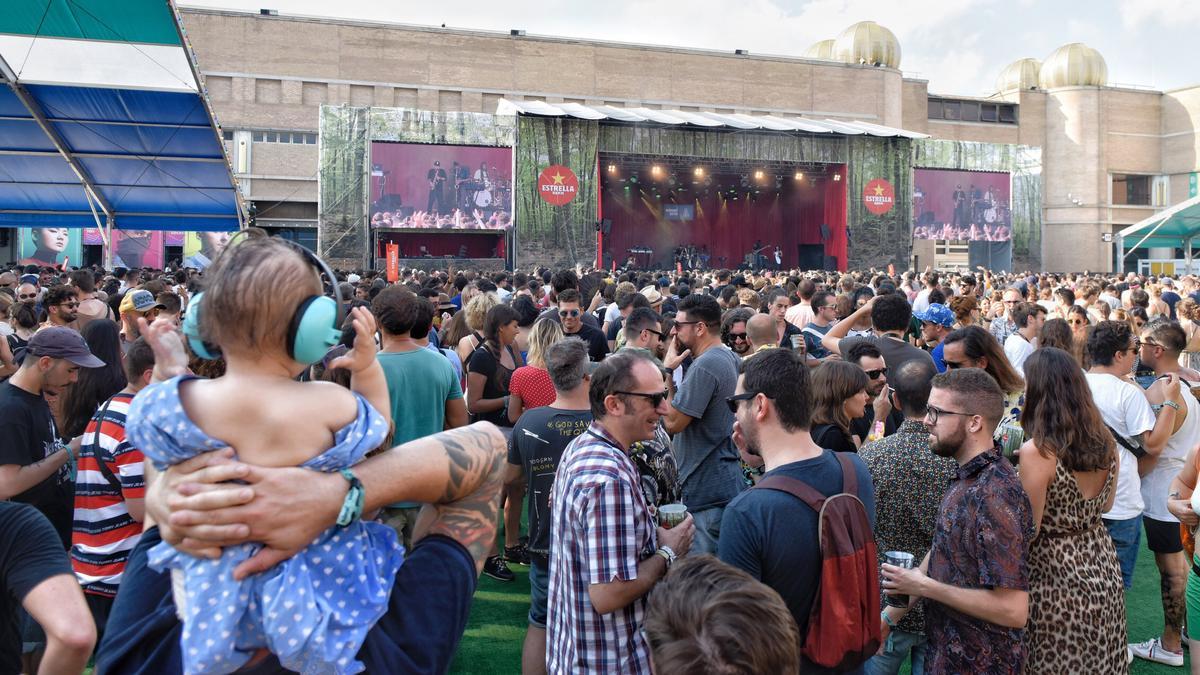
[773,245,782,269]
[427,160,448,214]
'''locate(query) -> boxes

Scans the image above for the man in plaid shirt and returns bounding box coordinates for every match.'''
[546,351,695,674]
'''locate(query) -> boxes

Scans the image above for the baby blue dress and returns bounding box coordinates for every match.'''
[126,375,404,675]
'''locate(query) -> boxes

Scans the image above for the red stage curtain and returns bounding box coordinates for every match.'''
[824,166,848,271]
[601,168,846,270]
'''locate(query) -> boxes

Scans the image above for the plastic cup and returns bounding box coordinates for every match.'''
[790,334,804,350]
[884,551,915,607]
[658,503,688,529]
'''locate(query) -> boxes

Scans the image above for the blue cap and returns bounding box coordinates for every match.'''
[914,303,955,327]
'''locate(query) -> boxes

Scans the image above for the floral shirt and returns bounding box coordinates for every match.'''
[860,419,957,635]
[926,449,1034,674]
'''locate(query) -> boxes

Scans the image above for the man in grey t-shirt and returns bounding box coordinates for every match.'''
[664,294,747,555]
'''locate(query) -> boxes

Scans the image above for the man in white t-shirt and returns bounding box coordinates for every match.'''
[1003,303,1045,377]
[1127,322,1195,667]
[1085,321,1180,596]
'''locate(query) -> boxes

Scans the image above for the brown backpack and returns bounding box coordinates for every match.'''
[755,452,882,671]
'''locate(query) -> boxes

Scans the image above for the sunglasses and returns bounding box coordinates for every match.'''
[18,293,37,300]
[615,390,668,407]
[865,367,888,380]
[726,391,758,413]
[643,328,666,339]
[1068,319,1086,326]
[728,332,748,341]
[58,301,79,309]
[558,309,581,318]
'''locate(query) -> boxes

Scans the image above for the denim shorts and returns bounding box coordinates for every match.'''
[528,557,550,628]
[1103,515,1143,590]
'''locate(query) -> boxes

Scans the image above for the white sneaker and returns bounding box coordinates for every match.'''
[1128,637,1184,667]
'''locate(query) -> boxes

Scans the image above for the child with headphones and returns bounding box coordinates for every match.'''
[126,232,402,675]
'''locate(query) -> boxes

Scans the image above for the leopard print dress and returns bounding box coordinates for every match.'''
[1026,460,1128,674]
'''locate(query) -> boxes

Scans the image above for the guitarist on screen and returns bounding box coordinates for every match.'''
[427,160,448,214]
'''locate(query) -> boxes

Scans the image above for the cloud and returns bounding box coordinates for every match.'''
[1121,0,1200,28]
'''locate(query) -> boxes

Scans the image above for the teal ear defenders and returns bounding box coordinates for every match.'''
[182,238,345,364]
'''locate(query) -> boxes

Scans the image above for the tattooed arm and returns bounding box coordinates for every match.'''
[146,423,506,579]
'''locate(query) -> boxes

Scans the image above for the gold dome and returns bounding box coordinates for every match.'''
[832,21,901,68]
[1039,43,1107,88]
[804,39,836,60]
[996,58,1041,92]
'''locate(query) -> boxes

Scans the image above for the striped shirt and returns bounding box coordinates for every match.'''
[546,422,656,675]
[71,392,145,597]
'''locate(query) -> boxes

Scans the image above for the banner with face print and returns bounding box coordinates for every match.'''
[182,230,236,269]
[18,227,82,267]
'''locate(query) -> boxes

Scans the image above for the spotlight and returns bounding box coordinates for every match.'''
[693,167,705,177]
[630,175,638,184]
[607,164,617,174]
[754,170,765,180]
[651,165,663,177]
[833,174,842,182]
[794,172,804,180]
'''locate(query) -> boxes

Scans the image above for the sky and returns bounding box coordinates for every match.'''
[183,0,1200,96]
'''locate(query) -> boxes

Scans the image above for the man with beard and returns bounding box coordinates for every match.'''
[40,286,79,330]
[847,342,903,444]
[556,289,609,363]
[720,308,753,357]
[881,368,1034,675]
[719,348,875,668]
[664,294,745,554]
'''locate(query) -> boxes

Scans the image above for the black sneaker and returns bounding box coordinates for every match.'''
[483,554,515,582]
[505,543,531,566]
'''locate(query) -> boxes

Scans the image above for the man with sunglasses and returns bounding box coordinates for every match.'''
[801,290,838,362]
[39,286,80,331]
[1129,322,1196,666]
[881,368,1034,675]
[620,308,665,363]
[720,308,753,357]
[664,294,746,555]
[914,303,956,373]
[1086,321,1181,603]
[988,288,1023,345]
[719,348,876,668]
[546,351,694,675]
[556,289,609,363]
[16,282,39,307]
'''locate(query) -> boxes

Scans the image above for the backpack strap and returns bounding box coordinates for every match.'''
[755,474,828,512]
[835,452,858,495]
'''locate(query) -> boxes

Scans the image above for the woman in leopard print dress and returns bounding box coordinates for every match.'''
[1019,348,1129,674]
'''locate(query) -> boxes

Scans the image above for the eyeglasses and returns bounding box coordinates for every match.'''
[864,367,888,380]
[726,391,759,413]
[558,309,580,318]
[674,320,701,327]
[58,301,79,309]
[1124,339,1142,353]
[925,404,978,425]
[615,390,669,407]
[728,332,748,342]
[1141,338,1161,349]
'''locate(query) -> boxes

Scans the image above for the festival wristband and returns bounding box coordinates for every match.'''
[336,469,365,527]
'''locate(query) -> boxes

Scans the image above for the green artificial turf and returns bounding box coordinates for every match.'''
[450,517,1194,674]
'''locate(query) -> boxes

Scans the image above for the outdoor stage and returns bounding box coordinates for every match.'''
[599,156,847,270]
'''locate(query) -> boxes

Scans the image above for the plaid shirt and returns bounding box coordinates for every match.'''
[547,422,656,675]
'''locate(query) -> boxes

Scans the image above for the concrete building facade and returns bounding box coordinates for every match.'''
[179,7,1200,272]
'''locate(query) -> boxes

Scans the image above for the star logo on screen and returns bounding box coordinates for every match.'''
[552,172,566,185]
[873,184,885,196]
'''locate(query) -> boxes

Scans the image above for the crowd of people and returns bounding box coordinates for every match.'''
[3,242,1200,673]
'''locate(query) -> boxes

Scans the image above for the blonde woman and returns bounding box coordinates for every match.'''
[507,318,564,424]
[456,292,498,365]
[1178,298,1200,372]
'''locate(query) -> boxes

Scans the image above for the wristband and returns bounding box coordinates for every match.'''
[62,443,76,481]
[336,469,365,527]
[1163,399,1182,412]
[881,609,898,629]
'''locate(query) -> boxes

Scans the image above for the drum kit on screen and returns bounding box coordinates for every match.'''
[458,174,511,211]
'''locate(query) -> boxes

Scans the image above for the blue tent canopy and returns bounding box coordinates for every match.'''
[0,1,242,238]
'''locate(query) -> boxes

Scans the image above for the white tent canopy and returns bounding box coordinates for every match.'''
[496,99,929,138]
[1118,194,1200,268]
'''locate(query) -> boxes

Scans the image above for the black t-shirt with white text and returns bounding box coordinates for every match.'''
[0,382,73,547]
[508,407,592,556]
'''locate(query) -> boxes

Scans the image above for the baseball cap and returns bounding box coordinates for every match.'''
[19,274,37,285]
[914,303,955,328]
[120,289,165,314]
[26,327,105,368]
[639,286,663,304]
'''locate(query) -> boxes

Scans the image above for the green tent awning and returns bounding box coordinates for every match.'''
[1119,195,1200,256]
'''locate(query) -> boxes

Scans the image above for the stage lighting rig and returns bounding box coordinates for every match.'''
[651,165,663,178]
[794,172,804,180]
[833,174,842,181]
[693,167,705,178]
[607,164,617,174]
[754,170,765,181]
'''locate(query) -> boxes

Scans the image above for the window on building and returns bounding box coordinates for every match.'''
[250,129,318,145]
[999,104,1017,124]
[1112,174,1153,206]
[222,130,234,141]
[927,99,942,118]
[928,97,1019,125]
[960,101,980,122]
[980,104,998,122]
[941,101,960,120]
